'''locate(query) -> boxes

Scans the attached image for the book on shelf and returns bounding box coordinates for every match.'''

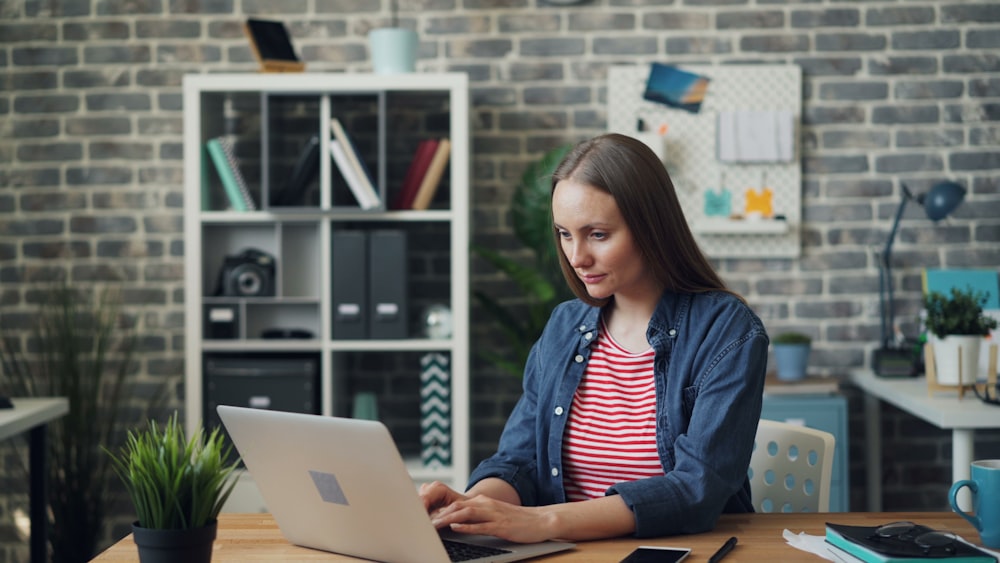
[329,118,380,208]
[825,522,997,563]
[330,139,379,210]
[410,138,451,211]
[392,138,440,210]
[205,137,256,211]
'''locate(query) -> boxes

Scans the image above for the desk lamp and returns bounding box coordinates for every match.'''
[874,181,966,377]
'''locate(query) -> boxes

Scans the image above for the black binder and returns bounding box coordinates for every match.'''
[331,230,368,339]
[368,230,408,339]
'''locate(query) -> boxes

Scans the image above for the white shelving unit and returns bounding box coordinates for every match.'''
[182,73,470,511]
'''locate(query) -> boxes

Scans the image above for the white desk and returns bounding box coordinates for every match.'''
[848,370,1000,512]
[0,397,70,563]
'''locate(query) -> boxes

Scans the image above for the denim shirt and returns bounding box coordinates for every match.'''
[467,290,769,538]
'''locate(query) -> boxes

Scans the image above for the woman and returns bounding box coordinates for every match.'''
[420,133,768,542]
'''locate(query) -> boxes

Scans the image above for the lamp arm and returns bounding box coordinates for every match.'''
[879,185,914,348]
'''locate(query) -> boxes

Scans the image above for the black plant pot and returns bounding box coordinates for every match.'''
[132,520,217,563]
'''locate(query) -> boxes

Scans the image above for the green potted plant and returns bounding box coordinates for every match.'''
[472,143,575,377]
[105,412,240,563]
[923,286,998,385]
[0,279,158,562]
[772,331,812,381]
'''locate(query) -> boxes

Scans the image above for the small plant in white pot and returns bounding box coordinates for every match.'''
[105,412,240,563]
[369,0,418,74]
[772,332,812,381]
[923,286,997,386]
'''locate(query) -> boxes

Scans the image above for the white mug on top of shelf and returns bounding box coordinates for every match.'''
[369,28,418,74]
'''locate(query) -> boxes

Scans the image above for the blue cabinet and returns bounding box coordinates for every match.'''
[760,393,849,512]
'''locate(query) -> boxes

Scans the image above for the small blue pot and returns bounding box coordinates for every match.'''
[773,344,810,381]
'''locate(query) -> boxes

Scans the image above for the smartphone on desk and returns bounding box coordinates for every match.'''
[620,545,692,563]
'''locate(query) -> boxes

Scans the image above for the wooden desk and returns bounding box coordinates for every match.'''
[0,397,69,563]
[92,511,982,562]
[848,369,1000,512]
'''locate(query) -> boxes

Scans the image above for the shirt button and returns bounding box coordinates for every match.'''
[554,406,564,416]
[584,332,593,340]
[574,354,584,363]
[668,328,677,337]
[579,324,587,331]
[551,467,559,477]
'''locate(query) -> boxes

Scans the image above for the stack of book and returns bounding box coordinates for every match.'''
[825,522,997,562]
[329,118,380,210]
[391,138,451,210]
[204,137,256,212]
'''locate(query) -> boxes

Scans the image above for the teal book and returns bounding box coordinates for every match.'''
[205,137,255,212]
[826,522,996,563]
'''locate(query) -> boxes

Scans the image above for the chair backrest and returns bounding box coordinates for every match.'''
[748,419,835,513]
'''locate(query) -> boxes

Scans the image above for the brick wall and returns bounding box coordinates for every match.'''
[2,0,1000,559]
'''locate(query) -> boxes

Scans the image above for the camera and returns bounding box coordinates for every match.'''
[216,248,276,297]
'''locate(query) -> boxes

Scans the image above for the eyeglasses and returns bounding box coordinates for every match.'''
[868,521,958,555]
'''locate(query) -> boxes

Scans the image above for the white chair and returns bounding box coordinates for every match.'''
[748,419,835,513]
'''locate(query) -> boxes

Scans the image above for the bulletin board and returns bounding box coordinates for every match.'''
[607,64,802,258]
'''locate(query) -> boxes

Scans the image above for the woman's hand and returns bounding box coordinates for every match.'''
[429,494,556,544]
[419,480,469,520]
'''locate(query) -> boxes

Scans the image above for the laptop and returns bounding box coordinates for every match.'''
[216,405,576,562]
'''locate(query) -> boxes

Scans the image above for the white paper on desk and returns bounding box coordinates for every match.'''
[782,530,862,562]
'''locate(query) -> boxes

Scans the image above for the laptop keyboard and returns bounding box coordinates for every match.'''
[443,538,512,562]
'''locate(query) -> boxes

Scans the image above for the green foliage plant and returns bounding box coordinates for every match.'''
[923,286,998,338]
[0,280,152,562]
[773,332,812,345]
[106,412,240,530]
[472,143,575,377]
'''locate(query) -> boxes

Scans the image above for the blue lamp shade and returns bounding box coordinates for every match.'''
[920,181,966,221]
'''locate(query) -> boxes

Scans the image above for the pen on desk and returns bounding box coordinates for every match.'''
[708,536,737,563]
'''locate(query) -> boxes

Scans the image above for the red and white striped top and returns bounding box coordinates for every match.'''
[562,324,662,501]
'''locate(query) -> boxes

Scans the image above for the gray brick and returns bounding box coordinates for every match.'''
[815,32,886,52]
[717,10,783,29]
[803,202,873,223]
[316,0,381,13]
[12,46,78,66]
[518,38,584,57]
[872,105,939,125]
[950,151,1000,171]
[90,141,155,161]
[970,78,1000,98]
[82,45,151,64]
[569,13,635,31]
[69,216,138,234]
[865,6,935,27]
[791,8,859,28]
[643,12,709,30]
[523,86,591,105]
[429,16,492,34]
[822,130,889,150]
[799,250,868,271]
[16,142,83,163]
[941,4,1000,24]
[63,22,131,41]
[894,80,964,100]
[10,71,58,90]
[944,102,1000,124]
[13,94,79,114]
[463,0,528,9]
[12,118,60,139]
[3,168,61,188]
[63,69,131,88]
[84,93,152,112]
[507,62,563,81]
[819,81,887,101]
[825,179,892,199]
[97,0,164,14]
[20,192,87,212]
[795,300,863,319]
[66,166,133,186]
[740,34,809,52]
[156,44,224,64]
[896,129,964,148]
[793,56,862,76]
[892,30,961,51]
[66,117,132,136]
[875,153,944,174]
[756,277,823,296]
[975,224,1000,243]
[971,127,1000,146]
[968,29,1000,49]
[594,36,656,55]
[22,241,91,259]
[666,36,732,55]
[70,263,139,282]
[0,218,64,236]
[98,241,165,258]
[868,56,938,75]
[471,87,517,107]
[803,155,869,175]
[448,38,515,58]
[944,54,1000,74]
[136,20,201,38]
